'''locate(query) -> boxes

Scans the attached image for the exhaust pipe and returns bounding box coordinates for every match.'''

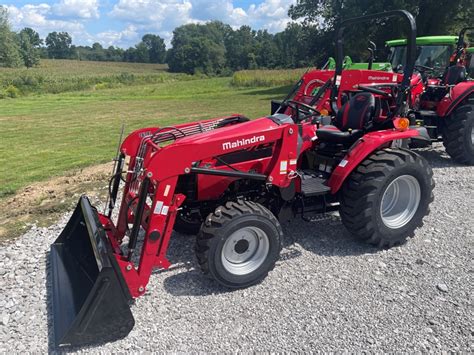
[50,196,135,347]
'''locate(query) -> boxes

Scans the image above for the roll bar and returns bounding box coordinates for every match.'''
[367,41,376,70]
[331,10,417,116]
[451,26,474,65]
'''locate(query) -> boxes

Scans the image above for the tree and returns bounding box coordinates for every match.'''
[274,23,315,68]
[123,47,137,62]
[254,30,279,68]
[46,31,72,59]
[0,6,22,67]
[106,46,125,62]
[225,26,257,70]
[167,22,228,74]
[134,42,150,63]
[18,31,40,68]
[19,27,42,47]
[90,42,106,61]
[142,34,166,63]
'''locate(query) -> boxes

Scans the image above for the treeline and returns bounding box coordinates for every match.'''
[45,32,166,64]
[1,0,473,73]
[167,22,316,75]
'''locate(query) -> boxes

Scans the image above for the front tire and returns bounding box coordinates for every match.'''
[195,200,283,288]
[340,148,434,248]
[443,104,474,165]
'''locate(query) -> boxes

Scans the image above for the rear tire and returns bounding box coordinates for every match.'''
[195,200,283,288]
[340,148,434,248]
[443,104,474,165]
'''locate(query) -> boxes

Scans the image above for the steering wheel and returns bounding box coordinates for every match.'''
[286,100,320,114]
[414,64,434,72]
[285,100,321,123]
[357,85,392,98]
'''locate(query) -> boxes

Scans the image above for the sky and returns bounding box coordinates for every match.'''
[2,0,297,48]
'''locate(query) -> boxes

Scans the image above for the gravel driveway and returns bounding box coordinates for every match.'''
[0,143,472,353]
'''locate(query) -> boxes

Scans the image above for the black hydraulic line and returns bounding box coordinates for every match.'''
[213,156,240,171]
[368,41,376,70]
[190,167,267,180]
[108,154,124,218]
[127,177,150,261]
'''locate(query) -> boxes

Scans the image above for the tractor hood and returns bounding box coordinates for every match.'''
[172,116,281,147]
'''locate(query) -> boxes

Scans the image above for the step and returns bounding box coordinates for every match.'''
[301,176,331,197]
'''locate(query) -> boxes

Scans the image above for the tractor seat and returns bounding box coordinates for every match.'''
[317,92,377,144]
[442,65,466,85]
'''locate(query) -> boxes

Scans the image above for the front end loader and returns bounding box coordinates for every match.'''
[50,10,434,348]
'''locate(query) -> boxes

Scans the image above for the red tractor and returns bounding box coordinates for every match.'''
[299,27,474,164]
[50,10,434,348]
[408,27,474,164]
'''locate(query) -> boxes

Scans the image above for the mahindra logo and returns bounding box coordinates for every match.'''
[368,76,390,81]
[222,135,265,150]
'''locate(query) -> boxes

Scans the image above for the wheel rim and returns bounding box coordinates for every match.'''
[380,175,421,229]
[221,226,269,275]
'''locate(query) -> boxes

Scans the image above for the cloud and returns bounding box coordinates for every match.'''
[53,0,100,19]
[110,0,295,31]
[108,0,296,45]
[6,4,85,34]
[110,0,193,29]
[247,0,296,32]
[5,0,297,48]
[94,25,140,47]
[190,0,247,26]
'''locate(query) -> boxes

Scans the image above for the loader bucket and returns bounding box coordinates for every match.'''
[50,196,135,347]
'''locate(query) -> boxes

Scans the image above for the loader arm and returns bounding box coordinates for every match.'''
[108,117,300,299]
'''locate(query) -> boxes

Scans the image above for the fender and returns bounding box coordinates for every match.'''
[327,128,425,193]
[436,82,474,117]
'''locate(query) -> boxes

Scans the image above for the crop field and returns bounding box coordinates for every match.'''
[0,59,196,98]
[232,68,311,87]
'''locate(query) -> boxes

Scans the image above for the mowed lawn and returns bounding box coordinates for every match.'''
[0,77,289,197]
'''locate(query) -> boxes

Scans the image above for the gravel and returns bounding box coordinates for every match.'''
[0,143,472,353]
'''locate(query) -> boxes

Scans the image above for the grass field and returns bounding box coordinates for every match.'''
[0,68,290,198]
[232,68,310,87]
[0,59,197,97]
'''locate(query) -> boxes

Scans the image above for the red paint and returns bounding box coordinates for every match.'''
[327,129,421,193]
[436,81,474,117]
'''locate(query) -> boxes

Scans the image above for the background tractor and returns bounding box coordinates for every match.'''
[50,10,434,348]
[288,27,474,164]
[386,27,474,164]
